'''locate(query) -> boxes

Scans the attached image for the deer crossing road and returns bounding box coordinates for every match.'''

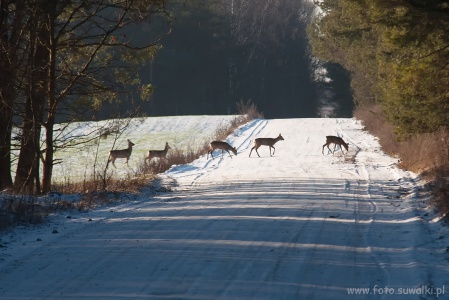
[0,118,447,300]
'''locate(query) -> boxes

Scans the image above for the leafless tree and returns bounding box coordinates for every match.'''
[4,0,172,194]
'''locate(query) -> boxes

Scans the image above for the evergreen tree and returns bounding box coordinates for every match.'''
[308,0,449,135]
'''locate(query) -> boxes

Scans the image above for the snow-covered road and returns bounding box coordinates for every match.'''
[1,118,448,299]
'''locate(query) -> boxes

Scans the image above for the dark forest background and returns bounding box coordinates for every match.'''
[102,0,353,119]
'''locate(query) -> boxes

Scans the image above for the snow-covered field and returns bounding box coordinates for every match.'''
[1,117,449,299]
[45,115,240,183]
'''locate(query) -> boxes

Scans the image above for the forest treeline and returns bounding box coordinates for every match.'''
[0,0,172,194]
[308,0,449,136]
[308,0,449,212]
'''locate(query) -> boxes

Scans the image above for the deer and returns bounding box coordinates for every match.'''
[145,142,171,164]
[108,139,135,168]
[322,136,349,155]
[249,134,284,157]
[207,141,237,159]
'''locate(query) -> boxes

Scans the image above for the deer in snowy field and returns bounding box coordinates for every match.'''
[249,134,284,157]
[322,136,349,155]
[145,142,171,164]
[207,141,237,159]
[108,139,135,168]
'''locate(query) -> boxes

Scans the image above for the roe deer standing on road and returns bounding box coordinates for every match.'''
[207,141,237,159]
[322,136,349,155]
[108,139,135,168]
[145,142,171,164]
[249,134,284,157]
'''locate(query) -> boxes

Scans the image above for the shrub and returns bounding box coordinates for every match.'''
[355,105,449,215]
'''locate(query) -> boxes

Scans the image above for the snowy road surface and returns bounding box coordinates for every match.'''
[1,118,448,299]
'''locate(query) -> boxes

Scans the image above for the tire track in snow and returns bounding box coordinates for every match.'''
[234,118,269,152]
[178,119,268,187]
[337,120,390,299]
[353,162,390,300]
[334,119,362,162]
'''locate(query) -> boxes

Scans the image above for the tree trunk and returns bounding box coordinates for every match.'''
[14,4,50,194]
[42,115,55,194]
[14,96,37,194]
[42,5,57,194]
[0,90,14,190]
[0,0,25,190]
[0,69,14,190]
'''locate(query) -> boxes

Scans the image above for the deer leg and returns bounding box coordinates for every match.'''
[332,144,337,154]
[226,149,233,159]
[271,146,275,156]
[249,146,255,157]
[251,145,261,157]
[336,144,341,154]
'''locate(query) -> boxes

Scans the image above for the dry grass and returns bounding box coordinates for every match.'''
[140,100,263,176]
[140,144,208,175]
[429,167,449,216]
[0,174,157,230]
[0,195,47,230]
[50,171,155,195]
[0,187,143,230]
[354,105,449,216]
[353,105,400,155]
[236,99,264,121]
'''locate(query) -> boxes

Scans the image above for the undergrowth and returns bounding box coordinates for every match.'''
[354,105,449,217]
